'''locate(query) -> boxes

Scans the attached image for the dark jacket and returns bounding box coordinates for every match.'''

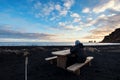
[70,43,86,63]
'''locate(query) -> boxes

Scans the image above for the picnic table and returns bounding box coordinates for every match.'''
[52,49,70,69]
[45,49,94,75]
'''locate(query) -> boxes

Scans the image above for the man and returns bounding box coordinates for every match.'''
[67,40,87,66]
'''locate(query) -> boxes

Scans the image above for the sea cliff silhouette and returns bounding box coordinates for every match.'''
[101,28,120,43]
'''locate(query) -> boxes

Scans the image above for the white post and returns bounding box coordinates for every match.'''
[25,56,28,80]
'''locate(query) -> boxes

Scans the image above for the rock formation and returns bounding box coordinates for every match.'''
[101,28,120,43]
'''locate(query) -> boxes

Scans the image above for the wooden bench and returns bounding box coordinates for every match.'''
[67,56,94,75]
[45,56,57,64]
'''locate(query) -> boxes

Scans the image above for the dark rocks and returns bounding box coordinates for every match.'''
[101,28,120,43]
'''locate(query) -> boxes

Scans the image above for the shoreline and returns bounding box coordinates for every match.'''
[0,42,120,47]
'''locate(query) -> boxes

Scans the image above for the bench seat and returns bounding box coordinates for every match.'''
[67,56,94,75]
[45,56,57,64]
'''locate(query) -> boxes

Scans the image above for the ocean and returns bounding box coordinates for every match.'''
[0,42,120,46]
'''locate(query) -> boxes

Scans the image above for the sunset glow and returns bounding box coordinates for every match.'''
[0,0,120,42]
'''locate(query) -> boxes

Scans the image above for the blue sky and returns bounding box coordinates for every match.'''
[0,0,120,42]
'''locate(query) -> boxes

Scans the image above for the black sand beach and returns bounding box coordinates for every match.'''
[0,46,120,80]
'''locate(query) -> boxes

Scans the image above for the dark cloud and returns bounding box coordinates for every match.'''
[108,9,120,14]
[0,28,57,40]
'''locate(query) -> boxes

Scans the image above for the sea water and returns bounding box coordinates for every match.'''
[0,42,120,46]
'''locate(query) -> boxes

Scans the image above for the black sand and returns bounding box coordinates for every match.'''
[0,46,120,80]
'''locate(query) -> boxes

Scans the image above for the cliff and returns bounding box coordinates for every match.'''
[101,28,120,43]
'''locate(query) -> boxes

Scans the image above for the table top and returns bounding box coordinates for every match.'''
[52,49,70,56]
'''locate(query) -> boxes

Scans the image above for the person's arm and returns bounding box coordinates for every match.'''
[70,46,77,53]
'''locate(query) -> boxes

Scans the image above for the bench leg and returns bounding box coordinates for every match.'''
[74,69,80,75]
[57,56,67,69]
[89,62,91,66]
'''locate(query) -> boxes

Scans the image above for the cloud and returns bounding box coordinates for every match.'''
[96,14,120,28]
[83,26,114,40]
[32,1,55,17]
[0,13,57,35]
[83,13,120,41]
[87,17,93,21]
[70,13,81,23]
[0,25,57,41]
[108,13,116,17]
[33,1,41,9]
[93,0,120,13]
[98,14,106,18]
[63,0,74,10]
[55,4,61,11]
[59,10,68,16]
[73,18,81,23]
[90,26,113,35]
[82,8,90,13]
[70,13,80,18]
[42,2,55,16]
[58,22,81,31]
[58,0,74,16]
[32,0,75,18]
[83,19,97,27]
[82,12,120,30]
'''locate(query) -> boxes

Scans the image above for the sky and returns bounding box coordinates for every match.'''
[0,0,120,42]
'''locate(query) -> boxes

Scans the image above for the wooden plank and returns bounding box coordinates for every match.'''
[67,56,94,72]
[86,56,94,60]
[52,49,70,56]
[45,56,57,61]
[67,63,84,72]
[57,56,67,69]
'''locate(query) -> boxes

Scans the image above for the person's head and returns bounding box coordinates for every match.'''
[75,40,80,45]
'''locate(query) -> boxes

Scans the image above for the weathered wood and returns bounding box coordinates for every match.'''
[45,56,57,64]
[52,49,70,69]
[45,56,57,61]
[57,56,67,69]
[67,56,94,75]
[52,49,70,56]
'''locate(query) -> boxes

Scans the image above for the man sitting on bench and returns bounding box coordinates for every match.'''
[67,40,87,67]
